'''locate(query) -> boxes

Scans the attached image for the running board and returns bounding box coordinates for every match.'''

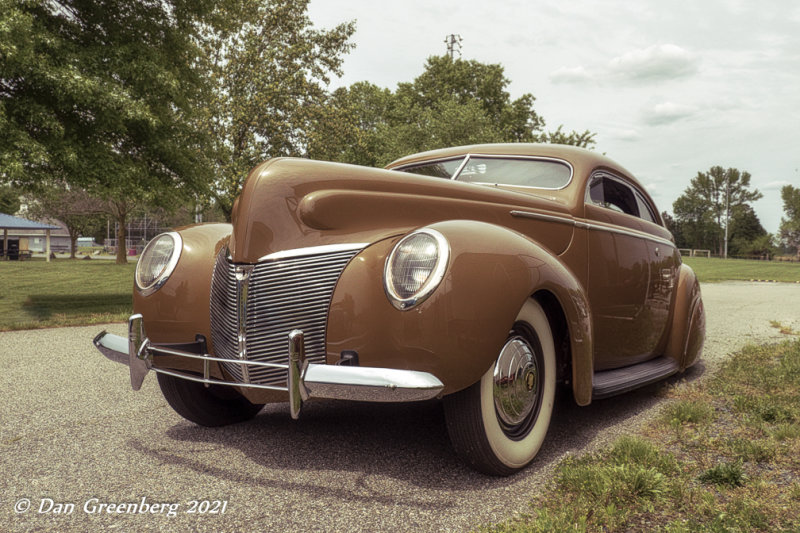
[592,357,679,400]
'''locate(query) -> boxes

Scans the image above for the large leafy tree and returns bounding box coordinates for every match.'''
[779,184,800,257]
[1,0,212,263]
[672,166,763,255]
[195,0,355,220]
[307,56,595,167]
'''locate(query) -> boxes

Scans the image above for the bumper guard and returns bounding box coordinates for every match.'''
[93,314,445,419]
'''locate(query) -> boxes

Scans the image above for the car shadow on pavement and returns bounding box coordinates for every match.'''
[129,362,705,501]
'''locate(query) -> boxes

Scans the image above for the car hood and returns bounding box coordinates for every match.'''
[228,158,575,263]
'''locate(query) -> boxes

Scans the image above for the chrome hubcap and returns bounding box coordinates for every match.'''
[493,336,540,432]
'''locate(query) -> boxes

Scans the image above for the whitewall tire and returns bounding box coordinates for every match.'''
[444,299,556,475]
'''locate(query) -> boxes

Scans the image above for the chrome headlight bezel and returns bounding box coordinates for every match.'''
[383,228,449,311]
[134,232,183,297]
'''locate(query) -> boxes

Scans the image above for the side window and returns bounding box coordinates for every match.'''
[587,174,649,219]
[602,178,639,217]
[634,191,657,224]
[588,175,604,205]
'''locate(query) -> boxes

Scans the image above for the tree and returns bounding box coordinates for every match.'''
[672,166,763,255]
[727,204,767,257]
[779,184,800,257]
[307,55,595,168]
[0,185,20,215]
[194,0,355,220]
[26,185,105,258]
[1,0,213,263]
[661,210,681,243]
[733,233,776,259]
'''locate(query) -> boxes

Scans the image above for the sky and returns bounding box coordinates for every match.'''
[307,0,800,234]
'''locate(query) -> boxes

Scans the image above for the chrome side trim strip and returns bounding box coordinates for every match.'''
[510,209,576,227]
[257,243,368,263]
[586,222,674,247]
[510,210,674,248]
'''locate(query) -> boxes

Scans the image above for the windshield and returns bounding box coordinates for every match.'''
[399,156,572,189]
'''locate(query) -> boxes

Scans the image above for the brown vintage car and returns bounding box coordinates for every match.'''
[94,143,705,475]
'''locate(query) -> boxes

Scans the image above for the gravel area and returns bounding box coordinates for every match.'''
[2,281,800,532]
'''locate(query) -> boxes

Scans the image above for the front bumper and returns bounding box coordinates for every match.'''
[93,314,444,419]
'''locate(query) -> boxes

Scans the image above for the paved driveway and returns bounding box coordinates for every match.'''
[2,282,800,532]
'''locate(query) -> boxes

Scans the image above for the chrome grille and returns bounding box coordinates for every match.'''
[209,246,361,387]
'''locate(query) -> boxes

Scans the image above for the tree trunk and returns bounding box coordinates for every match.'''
[69,233,78,259]
[116,213,127,264]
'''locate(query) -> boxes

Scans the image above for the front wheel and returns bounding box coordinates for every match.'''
[157,373,264,427]
[444,299,556,476]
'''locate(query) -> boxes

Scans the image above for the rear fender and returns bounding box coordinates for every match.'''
[326,219,593,400]
[664,264,705,370]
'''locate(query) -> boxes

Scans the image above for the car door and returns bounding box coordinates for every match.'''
[634,190,678,353]
[584,173,665,369]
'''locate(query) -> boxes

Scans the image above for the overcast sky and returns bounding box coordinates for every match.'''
[307,0,799,233]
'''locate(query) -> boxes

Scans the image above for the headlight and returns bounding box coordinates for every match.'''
[384,229,449,310]
[135,232,182,296]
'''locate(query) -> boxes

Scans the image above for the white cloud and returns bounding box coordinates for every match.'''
[643,102,697,126]
[764,180,792,190]
[608,44,698,81]
[548,44,698,86]
[549,66,592,84]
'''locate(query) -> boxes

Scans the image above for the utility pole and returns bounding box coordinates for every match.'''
[724,176,730,259]
[444,34,462,59]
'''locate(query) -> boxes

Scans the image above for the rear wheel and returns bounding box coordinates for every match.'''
[444,299,556,475]
[157,373,264,427]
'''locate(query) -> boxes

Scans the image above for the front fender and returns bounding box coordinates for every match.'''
[133,223,231,346]
[326,219,593,398]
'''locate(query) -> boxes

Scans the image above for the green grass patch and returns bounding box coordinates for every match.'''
[683,256,800,283]
[699,461,747,487]
[0,259,135,330]
[662,399,714,427]
[485,339,800,532]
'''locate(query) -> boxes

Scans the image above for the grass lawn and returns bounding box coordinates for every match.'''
[486,337,800,532]
[683,256,800,283]
[0,258,135,331]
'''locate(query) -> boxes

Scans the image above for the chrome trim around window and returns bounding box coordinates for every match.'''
[394,154,574,191]
[257,243,369,263]
[586,170,662,226]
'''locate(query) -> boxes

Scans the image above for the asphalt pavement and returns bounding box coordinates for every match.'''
[2,282,800,532]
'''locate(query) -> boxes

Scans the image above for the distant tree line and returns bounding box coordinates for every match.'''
[666,167,799,258]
